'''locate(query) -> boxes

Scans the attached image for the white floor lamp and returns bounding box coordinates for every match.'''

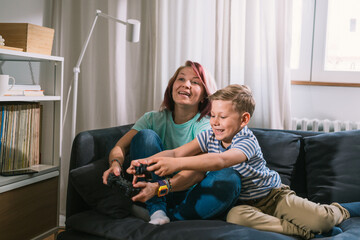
[70,9,140,140]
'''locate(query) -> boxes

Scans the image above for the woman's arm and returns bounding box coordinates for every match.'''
[170,170,205,191]
[131,170,205,202]
[128,139,206,203]
[102,129,138,184]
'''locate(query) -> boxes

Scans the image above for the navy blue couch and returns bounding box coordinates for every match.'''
[57,125,360,240]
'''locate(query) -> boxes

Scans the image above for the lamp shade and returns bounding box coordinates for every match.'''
[126,19,140,42]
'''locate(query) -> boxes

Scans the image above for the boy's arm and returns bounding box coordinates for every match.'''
[147,141,248,176]
[128,138,202,176]
[126,149,176,176]
[175,149,247,171]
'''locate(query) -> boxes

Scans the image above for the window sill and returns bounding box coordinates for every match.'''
[291,81,360,88]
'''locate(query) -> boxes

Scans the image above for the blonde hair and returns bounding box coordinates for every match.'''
[209,84,255,116]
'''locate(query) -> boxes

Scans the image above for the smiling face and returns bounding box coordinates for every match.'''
[210,100,248,148]
[172,66,205,109]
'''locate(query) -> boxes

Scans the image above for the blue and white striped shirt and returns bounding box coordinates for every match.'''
[196,126,281,200]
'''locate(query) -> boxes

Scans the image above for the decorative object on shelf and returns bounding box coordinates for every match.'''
[0,35,4,46]
[69,9,140,140]
[4,84,44,96]
[0,74,15,96]
[22,90,44,96]
[0,23,54,55]
[0,168,38,176]
[0,45,23,51]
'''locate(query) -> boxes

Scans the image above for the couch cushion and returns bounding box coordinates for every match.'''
[304,130,360,204]
[65,210,296,240]
[57,229,106,240]
[69,158,132,218]
[251,129,302,186]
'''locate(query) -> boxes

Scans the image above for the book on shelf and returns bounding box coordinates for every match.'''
[0,103,41,173]
[24,90,44,96]
[4,85,44,96]
[12,85,42,91]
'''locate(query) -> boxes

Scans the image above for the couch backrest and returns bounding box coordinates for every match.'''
[67,126,360,218]
[251,128,321,198]
[252,128,360,204]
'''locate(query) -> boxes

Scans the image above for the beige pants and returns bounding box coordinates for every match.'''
[226,185,350,239]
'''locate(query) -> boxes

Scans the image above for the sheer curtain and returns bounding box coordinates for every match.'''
[53,0,292,217]
[216,0,293,129]
[242,0,293,129]
[53,0,139,216]
[138,0,292,129]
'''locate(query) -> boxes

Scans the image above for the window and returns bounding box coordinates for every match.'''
[291,0,360,85]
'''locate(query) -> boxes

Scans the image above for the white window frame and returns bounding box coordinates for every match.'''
[292,0,360,85]
[291,0,315,81]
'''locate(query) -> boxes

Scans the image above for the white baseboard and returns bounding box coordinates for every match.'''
[59,214,66,227]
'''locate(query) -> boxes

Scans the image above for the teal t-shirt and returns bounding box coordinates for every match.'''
[132,110,210,150]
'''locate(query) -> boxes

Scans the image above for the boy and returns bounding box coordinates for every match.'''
[129,84,359,239]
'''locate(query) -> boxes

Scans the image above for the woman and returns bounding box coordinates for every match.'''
[103,60,219,224]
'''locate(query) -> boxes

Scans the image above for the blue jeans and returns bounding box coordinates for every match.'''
[129,129,167,215]
[168,168,242,221]
[129,129,242,220]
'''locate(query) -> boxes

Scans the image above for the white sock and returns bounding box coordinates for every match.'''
[149,210,170,225]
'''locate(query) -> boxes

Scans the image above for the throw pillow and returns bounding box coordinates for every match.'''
[69,158,132,218]
[251,129,302,186]
[304,130,360,204]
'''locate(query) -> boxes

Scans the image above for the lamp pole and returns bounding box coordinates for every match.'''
[70,10,140,140]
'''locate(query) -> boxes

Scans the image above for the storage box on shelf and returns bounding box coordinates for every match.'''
[0,23,54,55]
[0,47,63,240]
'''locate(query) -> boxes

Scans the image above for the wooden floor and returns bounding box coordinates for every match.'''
[42,234,56,240]
[41,228,64,240]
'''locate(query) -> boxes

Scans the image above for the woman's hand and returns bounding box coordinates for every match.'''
[147,157,180,176]
[102,161,122,185]
[131,181,158,202]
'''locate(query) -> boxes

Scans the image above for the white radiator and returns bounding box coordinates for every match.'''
[292,118,360,133]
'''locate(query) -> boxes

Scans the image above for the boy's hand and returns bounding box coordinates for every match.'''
[127,158,149,176]
[147,157,179,176]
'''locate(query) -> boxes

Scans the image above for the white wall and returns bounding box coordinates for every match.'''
[0,0,53,83]
[0,0,52,26]
[291,85,360,123]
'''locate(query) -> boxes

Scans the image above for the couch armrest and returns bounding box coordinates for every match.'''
[66,124,133,218]
[69,124,134,170]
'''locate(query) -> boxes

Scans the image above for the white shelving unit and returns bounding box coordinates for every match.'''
[0,48,63,240]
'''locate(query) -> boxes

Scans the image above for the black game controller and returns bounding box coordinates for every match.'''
[106,173,141,198]
[134,163,153,180]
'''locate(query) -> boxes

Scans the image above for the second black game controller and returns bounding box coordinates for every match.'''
[134,163,153,180]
